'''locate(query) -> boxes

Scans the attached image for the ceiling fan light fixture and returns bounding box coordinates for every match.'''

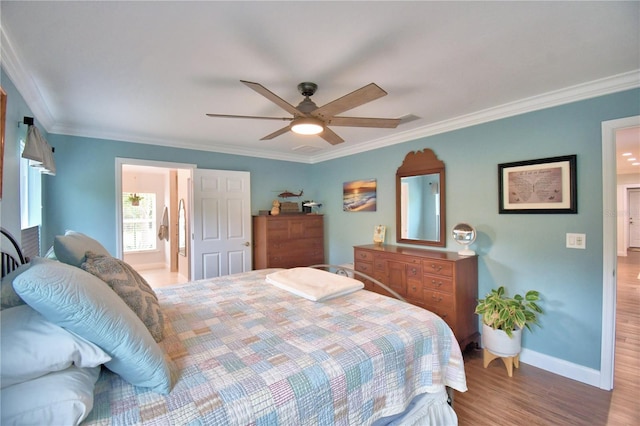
[290,117,324,135]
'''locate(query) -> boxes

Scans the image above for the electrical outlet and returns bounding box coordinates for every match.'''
[566,233,586,249]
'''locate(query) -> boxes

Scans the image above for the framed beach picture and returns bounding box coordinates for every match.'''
[343,179,377,212]
[498,155,577,214]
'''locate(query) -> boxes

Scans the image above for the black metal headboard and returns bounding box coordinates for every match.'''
[1,227,28,278]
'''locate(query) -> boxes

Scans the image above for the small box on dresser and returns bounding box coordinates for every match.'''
[354,244,479,350]
[253,215,324,269]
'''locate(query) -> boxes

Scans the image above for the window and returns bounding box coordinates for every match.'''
[20,139,42,229]
[122,192,156,252]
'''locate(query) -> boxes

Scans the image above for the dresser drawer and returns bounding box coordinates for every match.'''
[426,305,455,325]
[269,239,322,251]
[423,274,453,293]
[424,290,454,309]
[423,259,453,277]
[355,249,374,262]
[268,249,323,268]
[407,264,422,279]
[354,261,373,275]
[407,279,423,299]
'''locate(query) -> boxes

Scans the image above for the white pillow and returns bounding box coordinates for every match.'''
[0,365,100,426]
[53,230,110,267]
[0,304,111,388]
[13,257,173,394]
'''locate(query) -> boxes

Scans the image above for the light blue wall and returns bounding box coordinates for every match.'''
[313,88,640,369]
[3,65,639,372]
[42,134,315,255]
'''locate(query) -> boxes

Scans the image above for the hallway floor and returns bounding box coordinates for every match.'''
[140,268,189,288]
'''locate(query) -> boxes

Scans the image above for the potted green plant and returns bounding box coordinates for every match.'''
[475,286,543,357]
[128,193,143,206]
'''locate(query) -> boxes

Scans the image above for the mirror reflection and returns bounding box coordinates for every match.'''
[396,149,446,247]
[400,173,441,241]
[178,198,186,256]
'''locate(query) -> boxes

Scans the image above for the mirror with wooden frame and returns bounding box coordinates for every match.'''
[396,149,446,247]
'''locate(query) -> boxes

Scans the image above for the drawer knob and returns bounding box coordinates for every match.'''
[432,295,442,302]
[430,264,443,272]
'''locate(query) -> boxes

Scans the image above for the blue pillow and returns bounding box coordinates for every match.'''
[53,230,110,267]
[13,258,172,394]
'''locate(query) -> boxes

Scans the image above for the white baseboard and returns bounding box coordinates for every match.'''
[519,348,602,388]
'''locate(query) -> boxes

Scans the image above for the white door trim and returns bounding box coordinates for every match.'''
[114,157,196,259]
[600,115,640,390]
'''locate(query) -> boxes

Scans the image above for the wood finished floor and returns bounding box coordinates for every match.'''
[140,268,188,288]
[455,250,640,426]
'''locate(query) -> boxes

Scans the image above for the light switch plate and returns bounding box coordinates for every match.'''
[566,233,586,249]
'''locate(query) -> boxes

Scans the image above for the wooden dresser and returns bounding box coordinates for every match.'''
[253,215,324,269]
[354,244,479,349]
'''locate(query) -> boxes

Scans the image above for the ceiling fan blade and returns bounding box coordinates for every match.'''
[260,126,291,140]
[312,83,388,119]
[241,80,302,116]
[320,127,344,145]
[206,113,292,121]
[328,116,401,128]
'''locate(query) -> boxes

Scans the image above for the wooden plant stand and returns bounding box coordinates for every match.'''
[483,348,520,377]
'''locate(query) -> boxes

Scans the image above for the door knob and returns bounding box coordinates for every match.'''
[244,242,250,247]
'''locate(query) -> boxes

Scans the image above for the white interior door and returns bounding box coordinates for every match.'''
[192,169,252,280]
[629,188,640,248]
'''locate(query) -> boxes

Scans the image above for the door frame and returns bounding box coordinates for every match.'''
[600,115,640,390]
[114,157,196,259]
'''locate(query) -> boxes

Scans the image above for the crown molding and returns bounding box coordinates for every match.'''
[308,70,640,163]
[1,26,55,130]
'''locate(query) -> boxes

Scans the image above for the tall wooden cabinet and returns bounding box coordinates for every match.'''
[354,244,479,350]
[253,215,324,269]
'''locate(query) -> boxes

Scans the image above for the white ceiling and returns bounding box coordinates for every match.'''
[2,1,639,164]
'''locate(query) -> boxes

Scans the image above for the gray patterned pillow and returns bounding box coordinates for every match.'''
[1,263,30,310]
[81,252,164,342]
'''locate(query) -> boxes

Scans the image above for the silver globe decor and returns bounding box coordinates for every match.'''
[452,223,476,255]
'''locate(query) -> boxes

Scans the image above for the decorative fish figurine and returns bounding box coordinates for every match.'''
[278,190,303,198]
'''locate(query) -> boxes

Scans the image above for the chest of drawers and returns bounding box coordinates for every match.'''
[253,215,324,269]
[354,244,478,349]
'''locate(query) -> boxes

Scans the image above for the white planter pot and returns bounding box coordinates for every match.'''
[482,323,522,357]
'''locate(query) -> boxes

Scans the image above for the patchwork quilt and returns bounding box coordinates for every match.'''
[84,269,466,425]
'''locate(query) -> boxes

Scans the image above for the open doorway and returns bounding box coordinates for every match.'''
[115,159,254,286]
[116,158,195,289]
[601,117,640,390]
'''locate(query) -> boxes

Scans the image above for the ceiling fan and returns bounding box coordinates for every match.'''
[206,80,401,145]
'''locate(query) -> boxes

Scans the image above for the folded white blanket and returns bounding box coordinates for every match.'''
[266,267,364,302]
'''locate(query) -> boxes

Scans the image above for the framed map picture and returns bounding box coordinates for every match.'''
[498,155,577,214]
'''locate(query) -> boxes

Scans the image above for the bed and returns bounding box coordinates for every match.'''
[0,229,467,425]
